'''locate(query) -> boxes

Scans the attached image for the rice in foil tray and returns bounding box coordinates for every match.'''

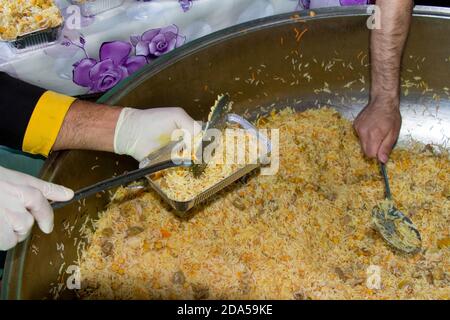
[0,0,62,40]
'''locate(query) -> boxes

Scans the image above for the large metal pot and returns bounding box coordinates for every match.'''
[2,6,449,300]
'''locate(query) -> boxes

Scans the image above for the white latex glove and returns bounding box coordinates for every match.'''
[114,107,201,162]
[0,166,74,251]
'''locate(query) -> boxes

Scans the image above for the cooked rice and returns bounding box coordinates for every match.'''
[0,0,62,40]
[150,125,259,202]
[78,108,449,300]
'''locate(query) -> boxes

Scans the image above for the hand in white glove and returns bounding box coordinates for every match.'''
[0,166,74,251]
[114,107,201,162]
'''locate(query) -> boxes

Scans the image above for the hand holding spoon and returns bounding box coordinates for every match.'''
[372,163,422,254]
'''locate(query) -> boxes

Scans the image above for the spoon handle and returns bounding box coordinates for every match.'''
[380,163,392,200]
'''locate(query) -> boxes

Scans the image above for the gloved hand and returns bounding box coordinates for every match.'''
[114,107,201,162]
[0,166,74,251]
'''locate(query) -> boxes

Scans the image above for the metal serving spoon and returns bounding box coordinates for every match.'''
[371,163,422,254]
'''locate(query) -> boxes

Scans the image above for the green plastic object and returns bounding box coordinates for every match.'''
[0,146,45,176]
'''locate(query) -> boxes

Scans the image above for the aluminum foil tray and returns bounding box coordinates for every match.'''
[6,25,62,53]
[145,114,271,216]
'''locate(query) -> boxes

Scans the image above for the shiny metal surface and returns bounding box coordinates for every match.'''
[191,94,232,177]
[2,6,449,300]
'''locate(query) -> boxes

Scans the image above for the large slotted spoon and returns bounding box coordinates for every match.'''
[371,163,422,254]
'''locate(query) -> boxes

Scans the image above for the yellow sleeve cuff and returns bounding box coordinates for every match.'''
[22,91,76,157]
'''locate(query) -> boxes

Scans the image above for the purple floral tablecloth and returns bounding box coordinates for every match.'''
[0,0,373,96]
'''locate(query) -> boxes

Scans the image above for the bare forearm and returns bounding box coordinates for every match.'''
[370,0,413,102]
[355,0,413,162]
[53,100,122,152]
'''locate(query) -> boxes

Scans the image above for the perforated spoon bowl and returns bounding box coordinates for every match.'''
[371,163,422,254]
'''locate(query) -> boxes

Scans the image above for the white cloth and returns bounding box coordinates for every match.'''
[0,0,298,96]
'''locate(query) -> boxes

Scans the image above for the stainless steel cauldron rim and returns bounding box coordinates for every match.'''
[96,5,450,106]
[2,5,449,300]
